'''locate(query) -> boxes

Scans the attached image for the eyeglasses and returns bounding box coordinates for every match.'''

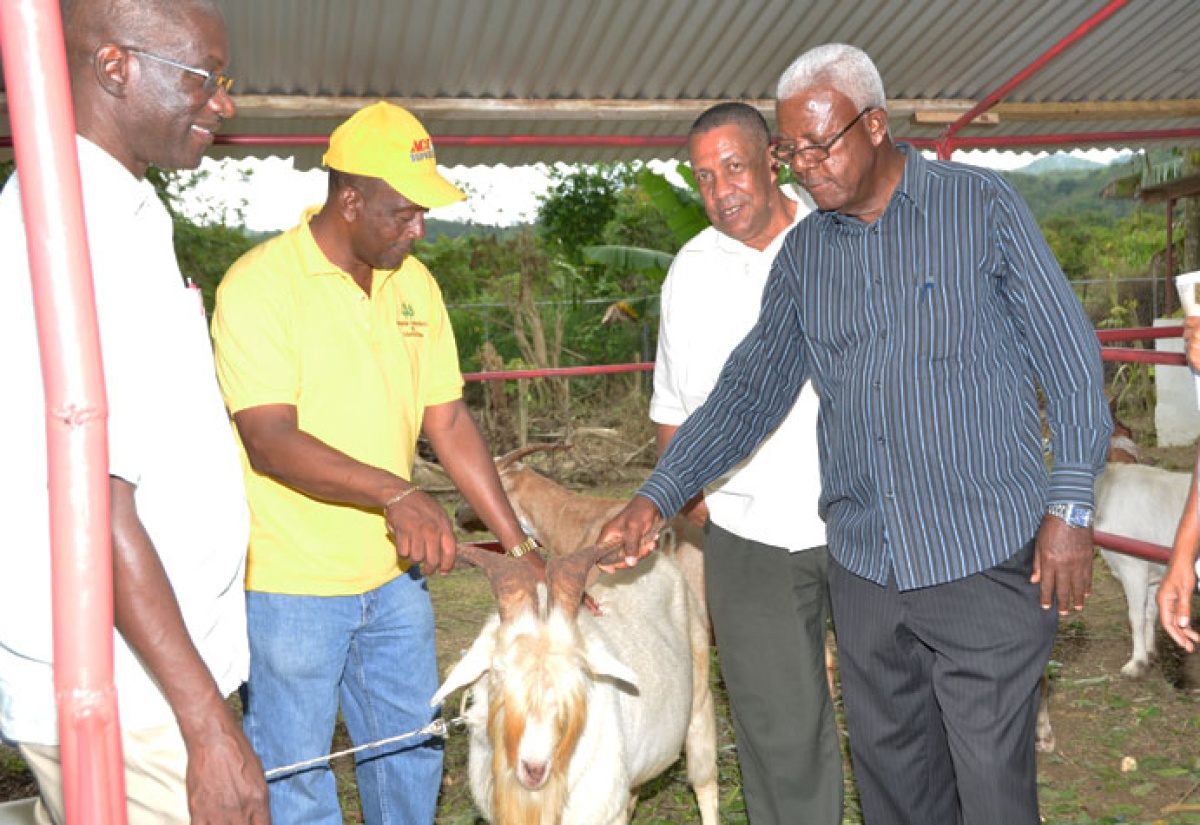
[770,108,871,167]
[123,47,234,95]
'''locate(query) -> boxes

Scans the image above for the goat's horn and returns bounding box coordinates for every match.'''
[455,544,538,621]
[546,538,625,618]
[495,443,571,471]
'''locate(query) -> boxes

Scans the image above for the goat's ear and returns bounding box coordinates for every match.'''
[430,618,498,707]
[583,635,639,691]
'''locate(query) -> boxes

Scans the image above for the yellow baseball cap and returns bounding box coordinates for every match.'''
[322,101,465,209]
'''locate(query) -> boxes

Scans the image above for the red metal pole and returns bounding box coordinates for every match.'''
[1095,325,1182,344]
[0,1,126,823]
[1099,347,1185,365]
[9,128,1200,154]
[941,0,1130,145]
[463,362,654,382]
[919,127,1200,152]
[1093,530,1171,565]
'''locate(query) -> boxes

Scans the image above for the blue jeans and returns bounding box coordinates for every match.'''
[242,569,443,825]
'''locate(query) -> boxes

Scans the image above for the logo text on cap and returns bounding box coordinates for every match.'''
[410,137,434,162]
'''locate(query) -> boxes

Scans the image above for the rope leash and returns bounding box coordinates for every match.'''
[263,715,468,780]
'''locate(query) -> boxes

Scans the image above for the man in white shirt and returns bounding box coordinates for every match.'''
[651,102,839,824]
[0,1,267,822]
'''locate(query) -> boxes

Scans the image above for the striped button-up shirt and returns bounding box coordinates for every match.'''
[641,145,1111,590]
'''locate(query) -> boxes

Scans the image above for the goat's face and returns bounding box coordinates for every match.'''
[489,608,589,791]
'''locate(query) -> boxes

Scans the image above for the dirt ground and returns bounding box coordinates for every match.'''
[5,420,1200,824]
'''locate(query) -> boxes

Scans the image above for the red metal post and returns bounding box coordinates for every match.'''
[0,1,126,823]
[941,0,1131,147]
[9,128,1200,154]
[1093,530,1171,565]
[916,127,1200,152]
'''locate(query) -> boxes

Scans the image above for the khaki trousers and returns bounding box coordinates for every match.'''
[19,722,189,825]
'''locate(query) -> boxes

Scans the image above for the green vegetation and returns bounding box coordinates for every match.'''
[2,151,1194,427]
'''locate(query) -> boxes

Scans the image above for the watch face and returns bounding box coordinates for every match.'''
[1065,505,1092,528]
[1049,503,1092,528]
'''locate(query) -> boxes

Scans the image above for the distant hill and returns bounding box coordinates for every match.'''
[425,217,525,241]
[1000,163,1137,222]
[1017,155,1108,174]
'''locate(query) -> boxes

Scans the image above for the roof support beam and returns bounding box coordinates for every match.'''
[3,93,1197,136]
[940,0,1132,156]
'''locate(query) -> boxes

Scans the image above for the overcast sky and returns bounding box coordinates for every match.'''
[178,148,1126,233]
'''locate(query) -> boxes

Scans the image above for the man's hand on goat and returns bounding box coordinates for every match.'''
[386,489,460,575]
[1159,553,1200,652]
[1031,516,1094,615]
[597,496,665,573]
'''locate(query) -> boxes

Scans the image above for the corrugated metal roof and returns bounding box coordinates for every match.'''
[2,0,1198,167]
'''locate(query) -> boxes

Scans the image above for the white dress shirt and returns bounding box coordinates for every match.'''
[0,137,250,744]
[651,184,825,552]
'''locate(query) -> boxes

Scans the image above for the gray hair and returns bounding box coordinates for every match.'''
[776,44,887,111]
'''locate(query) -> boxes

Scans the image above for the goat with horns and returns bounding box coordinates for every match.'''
[431,541,720,824]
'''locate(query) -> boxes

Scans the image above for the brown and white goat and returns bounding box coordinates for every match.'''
[460,445,843,691]
[455,445,708,627]
[432,543,720,825]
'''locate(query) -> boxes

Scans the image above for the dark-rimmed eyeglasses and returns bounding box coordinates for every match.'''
[770,108,871,167]
[123,47,234,95]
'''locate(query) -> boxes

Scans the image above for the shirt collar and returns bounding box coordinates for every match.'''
[294,205,410,287]
[75,135,163,218]
[295,206,343,277]
[891,143,928,214]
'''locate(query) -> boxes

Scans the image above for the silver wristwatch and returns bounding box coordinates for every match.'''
[1046,502,1094,529]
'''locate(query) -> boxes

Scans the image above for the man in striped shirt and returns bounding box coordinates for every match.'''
[601,44,1111,824]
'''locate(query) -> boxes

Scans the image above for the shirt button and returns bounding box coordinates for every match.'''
[872,380,881,389]
[877,436,886,445]
[873,276,882,285]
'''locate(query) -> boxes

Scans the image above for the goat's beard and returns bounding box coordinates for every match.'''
[486,688,586,825]
[490,746,570,825]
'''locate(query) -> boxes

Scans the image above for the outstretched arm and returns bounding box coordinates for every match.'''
[1159,454,1200,651]
[422,399,544,577]
[657,423,708,529]
[111,478,269,825]
[232,403,457,575]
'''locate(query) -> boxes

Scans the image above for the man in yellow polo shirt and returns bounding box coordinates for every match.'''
[212,102,541,824]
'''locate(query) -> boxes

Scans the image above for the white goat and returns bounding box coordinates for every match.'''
[432,543,720,825]
[1095,462,1188,678]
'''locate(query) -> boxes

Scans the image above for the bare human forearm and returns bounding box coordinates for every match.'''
[1159,454,1200,650]
[233,403,461,573]
[110,478,269,824]
[233,404,410,510]
[423,400,545,582]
